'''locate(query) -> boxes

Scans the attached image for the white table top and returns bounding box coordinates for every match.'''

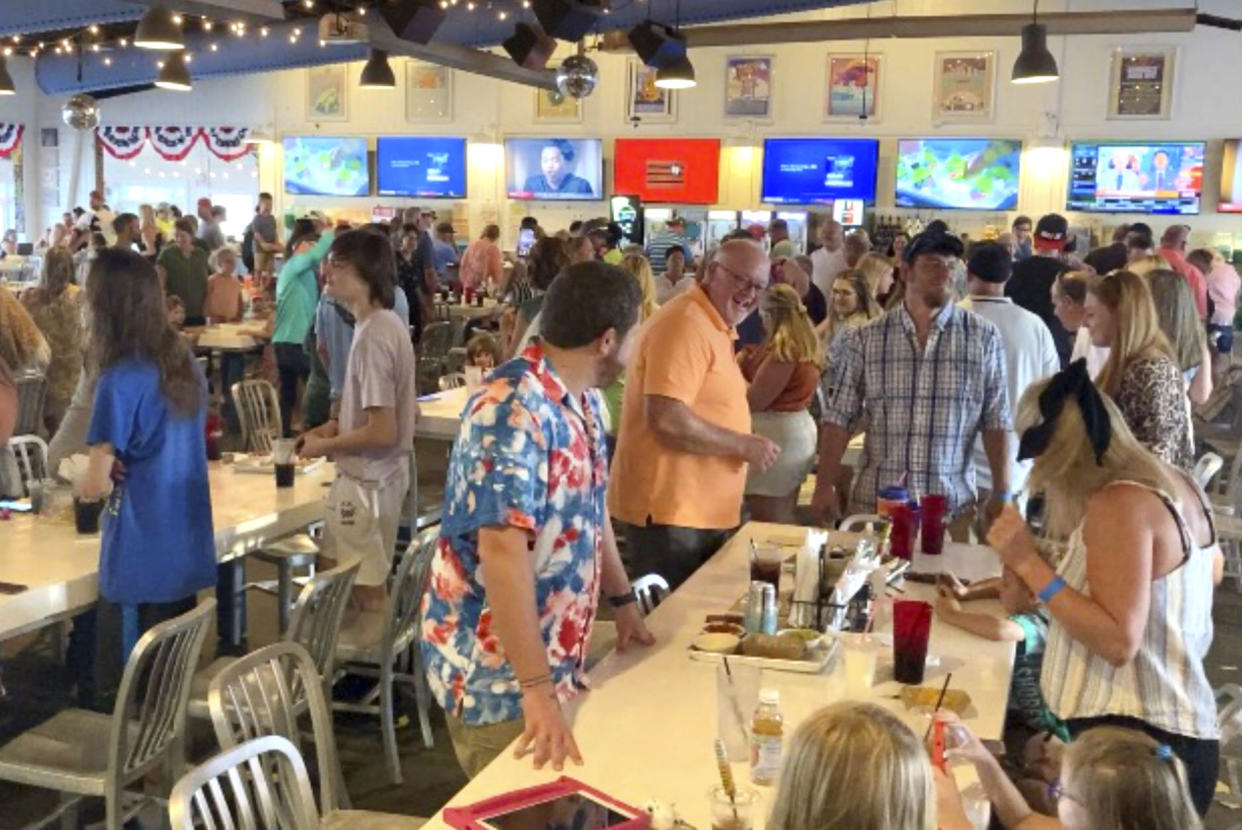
[443,302,501,320]
[421,521,1012,830]
[194,323,263,352]
[416,386,471,441]
[0,461,334,641]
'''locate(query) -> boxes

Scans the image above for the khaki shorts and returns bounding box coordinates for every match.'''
[445,712,525,779]
[254,249,275,276]
[320,465,410,587]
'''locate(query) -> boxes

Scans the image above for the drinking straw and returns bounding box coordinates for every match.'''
[721,657,750,740]
[713,738,739,821]
[923,672,953,741]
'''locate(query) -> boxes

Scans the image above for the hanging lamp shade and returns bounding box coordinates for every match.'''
[134,8,185,50]
[155,51,191,91]
[359,49,396,89]
[654,54,696,90]
[1012,22,1059,84]
[0,57,14,95]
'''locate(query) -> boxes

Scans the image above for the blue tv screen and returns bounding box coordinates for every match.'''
[377,136,467,199]
[761,138,879,204]
[282,136,369,197]
[895,138,1022,210]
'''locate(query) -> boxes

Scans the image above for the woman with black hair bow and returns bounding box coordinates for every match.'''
[988,359,1223,816]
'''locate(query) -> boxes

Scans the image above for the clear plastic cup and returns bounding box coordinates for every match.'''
[709,786,757,830]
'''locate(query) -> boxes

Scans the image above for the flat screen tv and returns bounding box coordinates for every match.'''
[376,136,467,199]
[506,137,603,201]
[282,136,370,197]
[760,138,878,204]
[895,138,1022,210]
[613,138,720,204]
[1066,140,1204,215]
[1219,140,1242,213]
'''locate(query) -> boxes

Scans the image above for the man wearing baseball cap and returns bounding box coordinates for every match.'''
[1005,213,1074,367]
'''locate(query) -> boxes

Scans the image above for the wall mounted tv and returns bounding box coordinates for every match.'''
[376,136,467,199]
[1219,140,1242,213]
[1066,140,1204,215]
[895,138,1022,210]
[506,137,603,201]
[614,138,721,204]
[282,136,370,197]
[760,138,878,204]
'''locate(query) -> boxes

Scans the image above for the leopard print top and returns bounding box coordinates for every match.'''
[1113,356,1193,470]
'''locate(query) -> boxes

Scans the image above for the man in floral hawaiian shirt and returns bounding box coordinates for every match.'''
[421,261,655,778]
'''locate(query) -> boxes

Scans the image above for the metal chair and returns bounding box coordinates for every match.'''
[14,368,47,437]
[1217,683,1242,808]
[7,434,49,495]
[438,372,467,391]
[232,378,283,454]
[445,346,468,375]
[839,513,886,533]
[168,735,321,830]
[189,558,361,720]
[1194,451,1225,491]
[333,528,438,785]
[633,573,669,617]
[207,643,423,829]
[421,321,453,365]
[0,599,215,830]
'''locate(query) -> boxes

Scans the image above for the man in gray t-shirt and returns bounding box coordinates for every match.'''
[251,192,281,275]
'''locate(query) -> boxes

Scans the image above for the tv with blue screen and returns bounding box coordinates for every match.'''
[761,138,878,204]
[282,136,369,197]
[377,136,467,199]
[1067,140,1204,215]
[895,138,1022,210]
[506,137,603,201]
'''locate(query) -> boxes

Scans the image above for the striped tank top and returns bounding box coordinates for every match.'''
[1040,475,1219,739]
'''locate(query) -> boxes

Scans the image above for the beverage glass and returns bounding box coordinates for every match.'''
[74,497,104,534]
[839,633,878,697]
[464,365,483,392]
[709,787,757,830]
[890,502,916,561]
[892,600,933,684]
[748,545,783,593]
[716,662,761,762]
[272,438,297,488]
[920,494,948,556]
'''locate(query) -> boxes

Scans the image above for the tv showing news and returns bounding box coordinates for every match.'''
[376,136,467,199]
[760,138,878,204]
[1219,140,1242,213]
[613,138,720,204]
[895,138,1022,210]
[282,136,369,197]
[1067,140,1204,215]
[506,137,603,201]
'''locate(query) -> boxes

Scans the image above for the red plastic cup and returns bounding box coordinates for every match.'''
[920,494,948,556]
[892,599,933,684]
[890,502,916,561]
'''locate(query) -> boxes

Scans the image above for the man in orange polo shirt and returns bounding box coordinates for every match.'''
[609,239,780,589]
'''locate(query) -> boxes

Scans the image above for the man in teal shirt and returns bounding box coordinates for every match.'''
[273,229,334,436]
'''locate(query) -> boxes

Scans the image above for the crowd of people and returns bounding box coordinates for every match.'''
[1,189,1237,826]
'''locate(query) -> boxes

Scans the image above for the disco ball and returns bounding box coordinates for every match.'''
[555,54,598,99]
[62,94,101,130]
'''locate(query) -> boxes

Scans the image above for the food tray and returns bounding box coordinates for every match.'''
[688,635,840,674]
[231,456,325,475]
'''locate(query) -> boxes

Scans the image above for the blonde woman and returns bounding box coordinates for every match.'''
[738,284,823,522]
[1146,268,1212,405]
[1084,270,1192,468]
[768,702,970,830]
[137,203,162,256]
[621,252,660,321]
[20,247,83,432]
[818,269,881,356]
[988,360,1221,815]
[939,713,1203,830]
[1125,252,1170,277]
[856,251,895,304]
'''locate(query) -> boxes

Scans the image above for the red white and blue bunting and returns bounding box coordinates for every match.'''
[96,126,254,162]
[0,123,23,159]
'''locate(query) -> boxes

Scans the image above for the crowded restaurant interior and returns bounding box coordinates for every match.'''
[7,0,1242,828]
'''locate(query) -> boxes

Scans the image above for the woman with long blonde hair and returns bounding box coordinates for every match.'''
[20,247,83,432]
[1146,268,1212,405]
[621,252,660,322]
[987,360,1222,816]
[1085,269,1192,468]
[818,268,881,355]
[769,702,968,830]
[738,283,824,522]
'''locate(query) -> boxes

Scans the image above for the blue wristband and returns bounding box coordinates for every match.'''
[1038,575,1067,604]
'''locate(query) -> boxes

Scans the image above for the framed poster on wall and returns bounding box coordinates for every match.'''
[1108,47,1175,120]
[306,64,347,122]
[825,53,881,121]
[627,59,676,123]
[405,62,452,122]
[533,82,583,124]
[724,55,773,120]
[932,51,996,121]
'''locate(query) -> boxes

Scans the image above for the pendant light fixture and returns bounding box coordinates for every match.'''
[134,7,185,50]
[0,56,14,96]
[655,54,695,89]
[1012,1,1059,84]
[359,49,396,89]
[155,51,192,91]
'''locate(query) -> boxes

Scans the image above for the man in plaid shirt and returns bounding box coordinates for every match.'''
[811,231,1012,529]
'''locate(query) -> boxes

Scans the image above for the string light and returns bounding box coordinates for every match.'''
[119,37,127,47]
[210,42,218,51]
[292,27,302,36]
[202,19,213,31]
[171,13,182,24]
[103,56,112,65]
[1,48,10,57]
[91,43,101,52]
[289,34,297,43]
[259,26,269,37]
[498,10,507,19]
[356,6,366,15]
[88,24,100,35]
[303,0,314,7]
[11,35,21,44]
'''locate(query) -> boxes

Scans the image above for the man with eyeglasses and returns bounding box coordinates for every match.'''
[810,231,1012,534]
[610,239,781,590]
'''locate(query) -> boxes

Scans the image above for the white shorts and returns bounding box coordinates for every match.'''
[321,465,411,587]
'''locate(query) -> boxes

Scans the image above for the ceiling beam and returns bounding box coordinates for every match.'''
[602,7,1197,50]
[126,0,286,24]
[366,17,557,91]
